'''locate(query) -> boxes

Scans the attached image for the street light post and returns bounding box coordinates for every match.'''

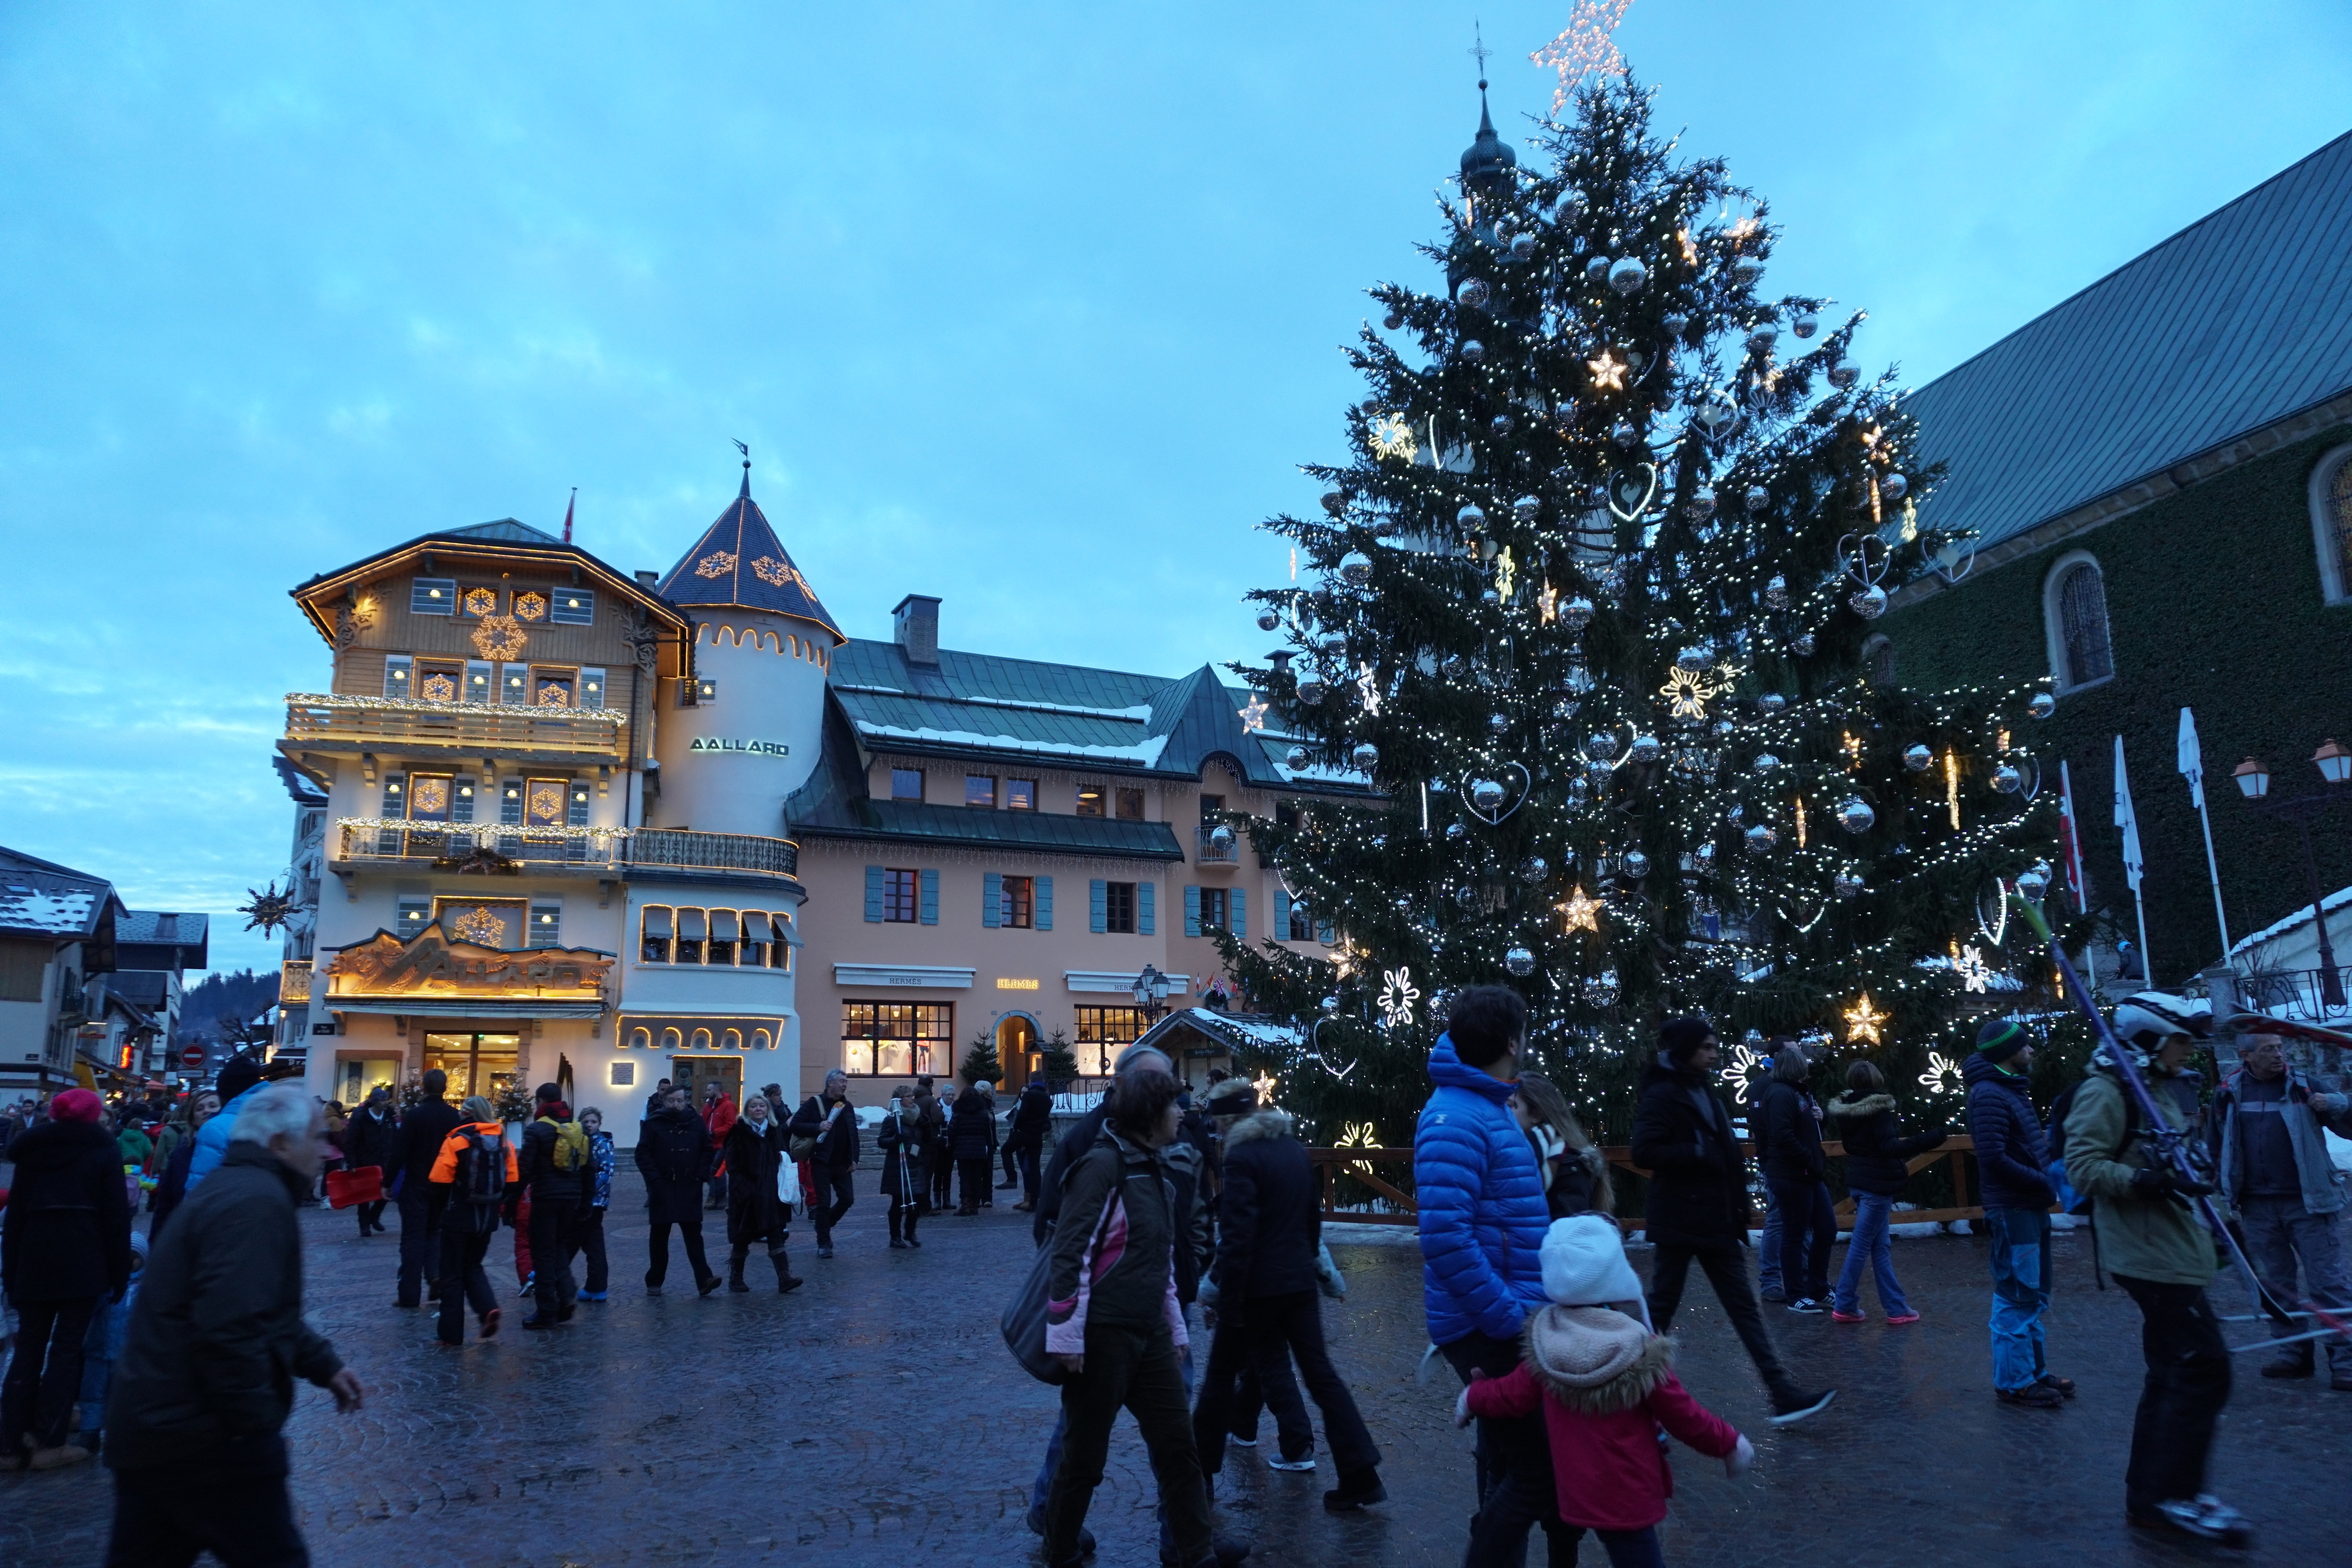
[2233,740,2352,1011]
[1130,964,1173,1026]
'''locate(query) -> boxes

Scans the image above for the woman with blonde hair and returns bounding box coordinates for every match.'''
[1511,1072,1615,1220]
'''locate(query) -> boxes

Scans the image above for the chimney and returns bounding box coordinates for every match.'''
[893,594,941,666]
[635,570,659,587]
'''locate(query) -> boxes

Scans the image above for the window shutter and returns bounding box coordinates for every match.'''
[1037,875,1053,931]
[1184,885,1201,938]
[567,781,591,827]
[983,872,1002,928]
[379,776,407,818]
[1317,920,1335,944]
[920,869,940,925]
[452,776,475,825]
[580,667,606,710]
[382,655,412,699]
[500,780,524,827]
[464,660,493,703]
[1275,889,1292,938]
[530,903,562,948]
[864,866,884,922]
[1139,881,1155,935]
[500,663,529,704]
[1231,887,1247,938]
[1090,879,1108,934]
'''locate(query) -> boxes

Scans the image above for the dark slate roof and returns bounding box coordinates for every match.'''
[274,755,329,805]
[117,911,209,971]
[0,846,123,941]
[1908,129,2352,551]
[655,469,842,638]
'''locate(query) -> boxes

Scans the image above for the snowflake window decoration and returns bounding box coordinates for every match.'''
[469,614,527,663]
[1919,1052,1965,1097]
[1379,965,1420,1029]
[528,783,567,824]
[461,587,498,618]
[1368,413,1418,462]
[512,591,548,622]
[694,550,737,579]
[451,905,508,947]
[419,673,458,703]
[1719,1040,1763,1104]
[536,681,573,708]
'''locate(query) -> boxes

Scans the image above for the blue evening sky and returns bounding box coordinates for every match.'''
[4,2,2347,979]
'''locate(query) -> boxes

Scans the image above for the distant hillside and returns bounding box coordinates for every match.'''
[178,968,279,1042]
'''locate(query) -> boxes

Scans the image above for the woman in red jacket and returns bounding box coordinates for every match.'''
[1457,1215,1754,1568]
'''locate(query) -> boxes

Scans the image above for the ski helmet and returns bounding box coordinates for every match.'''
[2109,991,2211,1059]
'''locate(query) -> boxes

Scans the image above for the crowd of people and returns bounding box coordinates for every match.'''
[2,970,2346,1564]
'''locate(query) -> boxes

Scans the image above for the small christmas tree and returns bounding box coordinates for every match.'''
[1214,65,2062,1146]
[960,1032,1003,1087]
[1040,1029,1080,1088]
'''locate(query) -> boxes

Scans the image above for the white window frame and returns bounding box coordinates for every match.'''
[2309,442,2352,605]
[2042,548,2114,696]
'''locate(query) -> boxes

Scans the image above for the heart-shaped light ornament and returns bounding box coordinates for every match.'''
[1458,762,1533,826]
[1608,464,1659,522]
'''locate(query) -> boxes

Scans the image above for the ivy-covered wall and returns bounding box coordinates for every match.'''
[1885,422,2352,985]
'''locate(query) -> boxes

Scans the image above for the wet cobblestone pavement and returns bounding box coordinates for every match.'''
[6,1183,2348,1567]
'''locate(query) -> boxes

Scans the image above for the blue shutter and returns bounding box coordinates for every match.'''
[864,866,884,922]
[1090,879,1107,934]
[1275,890,1292,940]
[920,869,940,925]
[1317,920,1335,944]
[452,776,475,825]
[983,872,1001,928]
[1184,885,1201,938]
[1139,880,1155,935]
[1232,887,1247,938]
[1037,876,1053,931]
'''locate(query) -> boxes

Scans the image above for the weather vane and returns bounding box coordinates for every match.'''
[1469,20,1492,82]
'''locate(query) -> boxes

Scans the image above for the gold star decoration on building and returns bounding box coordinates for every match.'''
[1843,993,1887,1045]
[1558,886,1601,934]
[1658,666,1721,721]
[1238,696,1269,733]
[1587,348,1629,392]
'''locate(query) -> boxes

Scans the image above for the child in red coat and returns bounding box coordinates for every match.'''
[1456,1214,1753,1567]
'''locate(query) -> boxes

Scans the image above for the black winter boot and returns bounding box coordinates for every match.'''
[773,1252,803,1292]
[727,1253,750,1293]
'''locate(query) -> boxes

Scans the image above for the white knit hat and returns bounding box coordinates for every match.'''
[1539,1215,1642,1308]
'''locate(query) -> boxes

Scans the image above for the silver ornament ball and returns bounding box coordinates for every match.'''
[1993,764,2024,794]
[2016,861,2053,902]
[1585,255,1612,283]
[1584,969,1621,1007]
[1351,741,1379,771]
[1834,868,1866,899]
[1732,256,1765,285]
[1509,232,1536,260]
[1759,692,1786,714]
[1446,821,1468,844]
[1792,633,1816,657]
[1505,946,1536,977]
[1904,743,1933,771]
[1745,484,1771,513]
[1457,278,1491,310]
[1562,597,1595,631]
[1745,823,1778,851]
[1792,312,1820,339]
[1512,494,1541,524]
[2029,693,2056,720]
[1461,338,1486,363]
[1255,609,1279,631]
[1662,312,1690,339]
[1828,360,1859,389]
[1486,711,1510,735]
[1764,574,1789,608]
[1519,856,1548,883]
[1836,796,1876,833]
[1285,744,1309,767]
[1338,550,1373,586]
[1746,323,1779,353]
[1607,257,1648,296]
[1296,678,1326,704]
[1690,486,1718,518]
[1753,753,1782,774]
[1629,733,1662,764]
[1458,503,1487,530]
[1619,849,1651,880]
[1879,471,1908,502]
[1471,777,1507,811]
[1849,584,1889,619]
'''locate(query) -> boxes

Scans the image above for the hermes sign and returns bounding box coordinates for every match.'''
[326,928,612,998]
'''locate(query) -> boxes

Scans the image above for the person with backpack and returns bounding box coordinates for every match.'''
[0,1089,131,1470]
[427,1096,519,1346]
[1756,1045,1837,1315]
[723,1092,801,1293]
[512,1085,591,1329]
[636,1084,722,1296]
[1826,1061,1947,1324]
[577,1107,617,1302]
[1963,1019,2069,1409]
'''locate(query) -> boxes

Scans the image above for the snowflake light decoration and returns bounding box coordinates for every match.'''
[1558,887,1601,934]
[751,556,804,590]
[1919,1051,1965,1097]
[452,905,508,947]
[1494,546,1516,602]
[1531,0,1635,115]
[1379,965,1420,1029]
[1368,413,1418,462]
[1335,1120,1378,1151]
[1355,664,1381,717]
[1843,992,1887,1045]
[238,881,298,935]
[1658,666,1722,721]
[1719,1040,1763,1104]
[1952,944,1993,994]
[469,614,527,663]
[694,550,737,579]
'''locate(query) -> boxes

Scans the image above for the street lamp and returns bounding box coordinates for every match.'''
[2235,740,2352,1011]
[1131,964,1173,1024]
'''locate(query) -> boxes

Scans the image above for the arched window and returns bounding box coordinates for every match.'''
[2043,551,2114,693]
[721,1027,743,1052]
[1860,636,1895,687]
[751,1028,773,1052]
[2311,444,2352,603]
[628,1027,651,1051]
[690,1027,713,1051]
[660,1027,683,1051]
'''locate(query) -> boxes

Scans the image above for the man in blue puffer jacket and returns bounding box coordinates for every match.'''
[181,1055,269,1196]
[1415,986,1562,1566]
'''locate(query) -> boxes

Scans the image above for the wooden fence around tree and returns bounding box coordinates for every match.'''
[1310,1135,1994,1231]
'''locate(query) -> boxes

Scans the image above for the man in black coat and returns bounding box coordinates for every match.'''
[341,1086,400,1239]
[0,1088,131,1468]
[1633,1018,1835,1425]
[1756,1045,1837,1312]
[634,1085,720,1295]
[948,1080,998,1216]
[1190,1087,1384,1512]
[1005,1077,1054,1211]
[512,1085,590,1328]
[102,1082,364,1564]
[392,1068,463,1308]
[790,1070,861,1257]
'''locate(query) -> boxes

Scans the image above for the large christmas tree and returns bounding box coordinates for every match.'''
[1213,71,2063,1151]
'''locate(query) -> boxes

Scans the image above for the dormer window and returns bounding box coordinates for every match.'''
[512,591,549,622]
[460,586,499,618]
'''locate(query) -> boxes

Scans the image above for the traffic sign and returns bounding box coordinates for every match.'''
[179,1044,208,1069]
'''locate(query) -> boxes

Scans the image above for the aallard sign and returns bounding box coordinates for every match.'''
[326,928,613,998]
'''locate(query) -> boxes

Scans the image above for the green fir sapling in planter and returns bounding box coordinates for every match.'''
[1040,1029,1081,1089]
[1211,69,2062,1146]
[960,1034,1003,1088]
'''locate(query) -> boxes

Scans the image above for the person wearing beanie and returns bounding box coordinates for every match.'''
[1456,1216,1753,1566]
[512,1085,591,1329]
[0,1086,132,1469]
[1632,1019,1835,1426]
[1962,1017,2067,1410]
[181,1054,268,1196]
[342,1085,399,1239]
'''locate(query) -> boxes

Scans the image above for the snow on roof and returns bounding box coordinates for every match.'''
[2229,884,2352,959]
[851,721,1175,768]
[0,887,98,937]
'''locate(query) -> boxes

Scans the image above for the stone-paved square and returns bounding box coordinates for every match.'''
[6,1183,2348,1567]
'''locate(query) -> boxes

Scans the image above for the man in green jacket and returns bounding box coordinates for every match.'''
[2063,992,2247,1547]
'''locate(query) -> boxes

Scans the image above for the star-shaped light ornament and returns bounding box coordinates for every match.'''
[1919,1051,1965,1097]
[1537,583,1559,624]
[1378,965,1420,1030]
[1843,993,1887,1046]
[1952,944,1994,994]
[1251,1069,1278,1104]
[1659,666,1720,722]
[1558,886,1601,934]
[1587,348,1629,392]
[1238,696,1270,733]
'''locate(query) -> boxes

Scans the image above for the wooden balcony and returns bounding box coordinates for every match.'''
[330,822,797,883]
[283,693,630,765]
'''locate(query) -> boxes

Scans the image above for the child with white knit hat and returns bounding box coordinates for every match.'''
[1454,1215,1752,1566]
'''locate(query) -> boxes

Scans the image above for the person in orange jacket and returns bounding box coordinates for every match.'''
[701,1083,738,1209]
[427,1097,519,1346]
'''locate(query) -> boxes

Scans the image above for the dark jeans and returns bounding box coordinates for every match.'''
[1,1295,98,1449]
[930,1152,954,1208]
[435,1228,499,1343]
[1443,1329,1576,1568]
[1194,1291,1379,1480]
[888,1189,923,1242]
[1044,1320,1214,1568]
[396,1186,443,1306]
[1216,1340,1314,1461]
[2114,1274,2232,1514]
[1767,1176,1836,1303]
[958,1156,991,1211]
[811,1163,856,1243]
[528,1201,580,1320]
[1003,1141,1021,1182]
[646,1219,713,1288]
[1018,1143,1042,1201]
[105,1465,308,1568]
[356,1198,388,1236]
[580,1207,609,1294]
[1646,1238,1795,1399]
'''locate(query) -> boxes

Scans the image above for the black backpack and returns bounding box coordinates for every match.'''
[453,1129,507,1226]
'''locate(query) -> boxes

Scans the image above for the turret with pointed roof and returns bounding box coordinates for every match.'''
[1459,80,1517,196]
[656,462,841,639]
